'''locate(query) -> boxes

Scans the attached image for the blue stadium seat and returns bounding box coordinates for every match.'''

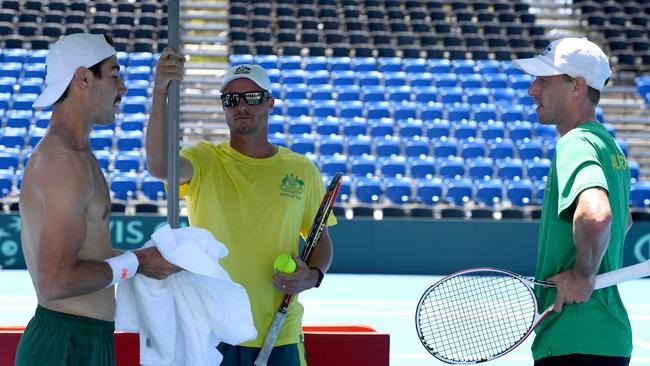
[349,155,377,177]
[384,177,412,203]
[433,137,458,157]
[630,180,650,207]
[509,74,534,90]
[18,78,43,94]
[427,59,452,74]
[12,94,38,110]
[452,120,478,139]
[497,158,525,180]
[336,85,361,101]
[445,177,474,206]
[229,54,254,66]
[6,110,33,128]
[321,154,347,176]
[544,139,556,160]
[269,115,286,134]
[34,111,51,128]
[467,157,495,180]
[506,179,534,206]
[378,57,403,73]
[289,134,316,154]
[284,84,309,99]
[116,130,143,151]
[629,160,640,181]
[141,174,166,200]
[384,71,408,87]
[281,69,307,85]
[109,172,138,200]
[438,156,465,179]
[408,72,435,87]
[534,123,557,139]
[339,100,364,118]
[351,57,377,72]
[479,120,505,140]
[447,103,472,123]
[518,139,544,161]
[306,70,330,86]
[329,57,353,72]
[23,64,46,79]
[94,150,111,171]
[122,96,148,114]
[287,116,313,135]
[416,177,444,205]
[319,135,345,156]
[125,80,149,98]
[267,69,281,84]
[403,59,427,73]
[121,113,146,132]
[465,88,490,105]
[285,99,310,117]
[358,71,382,87]
[114,151,141,172]
[404,137,430,158]
[361,85,387,102]
[413,86,438,104]
[460,138,486,159]
[269,132,288,148]
[433,73,458,88]
[0,170,13,197]
[342,118,367,137]
[409,156,437,179]
[311,100,337,119]
[458,74,483,88]
[379,156,408,177]
[499,105,526,123]
[426,119,450,138]
[332,71,357,86]
[393,102,418,121]
[346,136,372,157]
[309,84,335,100]
[477,60,501,75]
[0,149,20,170]
[484,74,509,89]
[533,180,546,205]
[304,56,328,72]
[452,59,476,74]
[0,127,26,149]
[526,158,551,182]
[375,136,401,157]
[472,104,496,124]
[90,129,114,150]
[507,121,533,141]
[387,86,412,103]
[397,119,424,138]
[491,88,516,104]
[27,127,45,147]
[255,55,279,70]
[0,77,16,94]
[354,176,382,204]
[0,63,22,79]
[369,118,394,137]
[129,52,154,67]
[476,179,504,206]
[366,101,391,119]
[126,66,152,81]
[439,87,464,104]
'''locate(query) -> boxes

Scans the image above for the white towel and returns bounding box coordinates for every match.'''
[115,224,257,366]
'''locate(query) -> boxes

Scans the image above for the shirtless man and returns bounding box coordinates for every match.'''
[15,33,181,366]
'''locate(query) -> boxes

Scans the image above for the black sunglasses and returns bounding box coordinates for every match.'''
[220,91,269,107]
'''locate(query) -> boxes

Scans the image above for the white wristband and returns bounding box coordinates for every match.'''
[103,251,139,287]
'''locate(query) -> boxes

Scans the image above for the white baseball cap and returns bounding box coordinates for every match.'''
[220,64,272,93]
[512,37,612,91]
[33,33,117,109]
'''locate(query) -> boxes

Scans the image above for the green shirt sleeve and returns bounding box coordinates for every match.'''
[555,135,608,222]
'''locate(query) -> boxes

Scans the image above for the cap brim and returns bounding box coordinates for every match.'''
[512,57,563,77]
[32,75,74,109]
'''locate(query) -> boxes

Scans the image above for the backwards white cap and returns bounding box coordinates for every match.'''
[33,33,117,108]
[220,64,272,93]
[512,37,612,91]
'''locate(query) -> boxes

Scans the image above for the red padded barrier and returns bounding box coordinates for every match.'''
[1,325,389,366]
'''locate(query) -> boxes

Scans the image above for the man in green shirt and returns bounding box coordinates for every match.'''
[513,38,633,366]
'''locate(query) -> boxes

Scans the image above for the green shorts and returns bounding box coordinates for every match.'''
[15,305,116,366]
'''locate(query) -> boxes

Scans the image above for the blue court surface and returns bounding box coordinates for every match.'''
[1,271,649,365]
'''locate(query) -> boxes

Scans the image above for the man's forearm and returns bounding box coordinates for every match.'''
[145,90,169,178]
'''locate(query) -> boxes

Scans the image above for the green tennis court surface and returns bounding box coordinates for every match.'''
[1,271,649,365]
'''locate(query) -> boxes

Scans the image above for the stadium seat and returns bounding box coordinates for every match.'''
[445,177,474,206]
[319,136,345,156]
[384,177,412,204]
[0,149,20,171]
[526,158,551,182]
[506,179,534,206]
[114,151,141,173]
[0,170,13,197]
[339,101,364,119]
[420,102,444,121]
[460,138,486,159]
[321,154,347,176]
[438,156,465,179]
[94,150,110,171]
[517,139,544,161]
[497,158,524,180]
[287,116,313,135]
[109,172,138,201]
[409,156,437,179]
[349,155,376,177]
[374,136,401,157]
[379,156,407,177]
[369,118,394,138]
[289,134,316,155]
[426,119,450,138]
[116,130,144,151]
[475,179,504,206]
[354,176,382,204]
[404,137,430,158]
[432,137,458,158]
[630,181,650,207]
[0,128,26,149]
[310,84,335,101]
[415,177,444,205]
[467,157,495,180]
[507,121,533,141]
[452,120,478,139]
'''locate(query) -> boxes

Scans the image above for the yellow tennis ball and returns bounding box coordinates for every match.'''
[273,254,297,273]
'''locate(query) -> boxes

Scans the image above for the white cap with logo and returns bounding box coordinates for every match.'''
[512,37,612,91]
[33,33,117,109]
[220,64,272,93]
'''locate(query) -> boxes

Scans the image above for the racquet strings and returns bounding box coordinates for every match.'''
[417,271,537,362]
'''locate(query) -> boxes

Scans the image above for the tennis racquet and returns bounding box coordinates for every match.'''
[254,172,343,366]
[415,259,650,364]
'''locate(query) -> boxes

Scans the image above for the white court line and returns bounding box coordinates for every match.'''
[390,354,650,364]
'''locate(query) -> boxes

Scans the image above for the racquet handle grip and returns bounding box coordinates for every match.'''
[594,259,650,290]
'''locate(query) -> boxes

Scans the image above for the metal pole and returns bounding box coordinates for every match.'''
[166,0,180,228]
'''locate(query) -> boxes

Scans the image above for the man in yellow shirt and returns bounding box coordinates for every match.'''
[146,54,335,365]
